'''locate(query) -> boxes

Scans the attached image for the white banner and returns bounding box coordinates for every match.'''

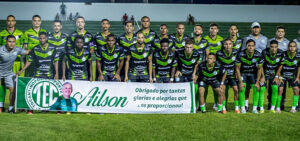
[16,77,196,114]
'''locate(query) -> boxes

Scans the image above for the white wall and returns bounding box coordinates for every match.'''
[0,2,300,23]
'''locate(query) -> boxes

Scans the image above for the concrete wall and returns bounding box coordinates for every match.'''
[0,2,300,23]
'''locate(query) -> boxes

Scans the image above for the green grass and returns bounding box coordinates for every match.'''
[0,87,300,140]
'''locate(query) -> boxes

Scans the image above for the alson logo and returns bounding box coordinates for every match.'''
[25,79,62,110]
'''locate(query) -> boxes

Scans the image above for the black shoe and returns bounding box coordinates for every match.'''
[8,108,15,114]
[280,105,285,111]
[296,107,300,112]
[245,106,249,112]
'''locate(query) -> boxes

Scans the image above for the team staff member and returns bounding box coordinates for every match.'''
[0,35,30,113]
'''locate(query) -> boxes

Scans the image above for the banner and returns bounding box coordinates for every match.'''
[16,77,196,114]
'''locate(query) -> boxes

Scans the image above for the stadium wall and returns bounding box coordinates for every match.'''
[0,2,300,23]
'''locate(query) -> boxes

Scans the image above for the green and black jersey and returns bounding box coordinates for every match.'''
[176,49,200,76]
[23,28,47,50]
[204,35,223,54]
[94,32,111,49]
[280,51,300,79]
[136,29,156,44]
[192,36,207,52]
[28,44,59,78]
[236,49,263,74]
[0,28,24,61]
[169,33,189,52]
[231,37,243,51]
[65,47,91,80]
[48,32,68,59]
[152,35,174,52]
[261,48,284,77]
[216,49,239,78]
[66,30,93,51]
[118,33,137,52]
[95,45,125,76]
[152,50,177,78]
[0,28,23,47]
[126,43,152,76]
[198,61,225,82]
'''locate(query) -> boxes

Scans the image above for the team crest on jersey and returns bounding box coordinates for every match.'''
[217,42,221,46]
[167,59,172,64]
[236,44,240,48]
[143,53,148,58]
[48,51,52,56]
[252,59,256,63]
[200,44,204,48]
[276,58,280,62]
[85,38,89,43]
[294,60,297,65]
[113,53,118,58]
[15,36,19,40]
[133,41,137,44]
[191,59,196,63]
[82,57,86,62]
[182,41,186,46]
[261,39,266,44]
[61,39,66,43]
[213,71,218,75]
[232,56,236,61]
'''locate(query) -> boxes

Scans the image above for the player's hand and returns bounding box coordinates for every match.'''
[175,71,181,78]
[113,74,121,82]
[273,77,280,85]
[239,82,244,90]
[54,74,59,80]
[192,74,197,83]
[149,78,153,83]
[255,82,260,91]
[16,71,22,76]
[294,78,299,84]
[98,75,104,81]
[62,76,66,81]
[124,76,128,82]
[260,77,265,84]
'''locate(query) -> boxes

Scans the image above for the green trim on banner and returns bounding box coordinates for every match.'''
[190,82,194,113]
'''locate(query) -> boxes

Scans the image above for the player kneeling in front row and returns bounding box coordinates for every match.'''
[96,34,124,82]
[198,53,227,113]
[152,38,177,83]
[277,41,300,113]
[0,35,30,113]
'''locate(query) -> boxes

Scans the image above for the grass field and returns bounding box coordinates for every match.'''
[0,87,300,141]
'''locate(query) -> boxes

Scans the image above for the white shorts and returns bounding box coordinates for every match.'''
[0,74,16,88]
